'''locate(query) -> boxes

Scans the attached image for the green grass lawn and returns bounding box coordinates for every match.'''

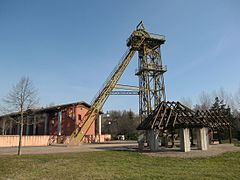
[0,151,240,180]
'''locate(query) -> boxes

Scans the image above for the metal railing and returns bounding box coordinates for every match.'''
[135,65,167,74]
[149,33,165,41]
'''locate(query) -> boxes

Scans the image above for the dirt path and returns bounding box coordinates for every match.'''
[0,141,239,158]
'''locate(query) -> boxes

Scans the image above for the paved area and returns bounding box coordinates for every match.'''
[144,144,240,158]
[0,141,239,158]
[0,141,138,156]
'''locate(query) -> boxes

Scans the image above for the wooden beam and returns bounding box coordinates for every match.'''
[151,103,163,129]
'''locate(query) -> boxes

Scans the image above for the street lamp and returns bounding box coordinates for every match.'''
[108,121,111,134]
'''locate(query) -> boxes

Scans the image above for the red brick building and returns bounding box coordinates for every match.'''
[0,101,100,143]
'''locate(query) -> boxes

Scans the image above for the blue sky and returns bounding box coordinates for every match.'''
[0,0,239,112]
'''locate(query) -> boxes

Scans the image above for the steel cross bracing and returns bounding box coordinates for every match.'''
[110,91,139,95]
[111,84,140,95]
[129,22,167,122]
[69,24,149,144]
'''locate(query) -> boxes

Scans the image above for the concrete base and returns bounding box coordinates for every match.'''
[148,130,159,151]
[138,134,144,151]
[197,128,209,150]
[180,128,191,152]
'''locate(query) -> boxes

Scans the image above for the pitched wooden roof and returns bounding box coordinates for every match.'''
[137,101,231,130]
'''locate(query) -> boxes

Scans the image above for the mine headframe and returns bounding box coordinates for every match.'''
[69,22,163,144]
[127,21,167,122]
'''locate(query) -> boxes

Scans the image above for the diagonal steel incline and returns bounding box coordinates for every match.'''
[69,26,148,144]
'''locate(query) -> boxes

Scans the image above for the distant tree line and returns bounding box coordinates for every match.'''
[181,87,240,140]
[101,110,140,140]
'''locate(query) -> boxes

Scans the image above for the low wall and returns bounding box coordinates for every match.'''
[0,135,50,147]
[95,134,111,143]
[58,134,112,144]
[0,134,112,147]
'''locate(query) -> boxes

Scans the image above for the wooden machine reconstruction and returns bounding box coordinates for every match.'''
[137,101,231,131]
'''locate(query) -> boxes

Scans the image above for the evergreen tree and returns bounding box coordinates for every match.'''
[211,97,221,110]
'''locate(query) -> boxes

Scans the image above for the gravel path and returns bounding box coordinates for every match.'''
[0,141,239,158]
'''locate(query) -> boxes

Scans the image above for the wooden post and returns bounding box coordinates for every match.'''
[33,115,37,135]
[228,127,232,144]
[171,131,175,148]
[190,128,194,146]
[26,116,29,135]
[218,130,222,144]
[9,120,13,135]
[44,113,48,135]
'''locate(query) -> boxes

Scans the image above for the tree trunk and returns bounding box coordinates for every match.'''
[18,112,24,156]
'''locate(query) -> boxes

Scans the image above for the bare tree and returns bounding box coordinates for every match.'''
[0,104,14,135]
[234,87,240,110]
[179,97,193,108]
[3,76,39,155]
[197,91,212,110]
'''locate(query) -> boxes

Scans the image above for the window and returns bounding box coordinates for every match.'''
[78,114,82,121]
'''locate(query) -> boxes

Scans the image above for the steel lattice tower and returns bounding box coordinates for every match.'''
[132,22,167,122]
[70,22,167,144]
